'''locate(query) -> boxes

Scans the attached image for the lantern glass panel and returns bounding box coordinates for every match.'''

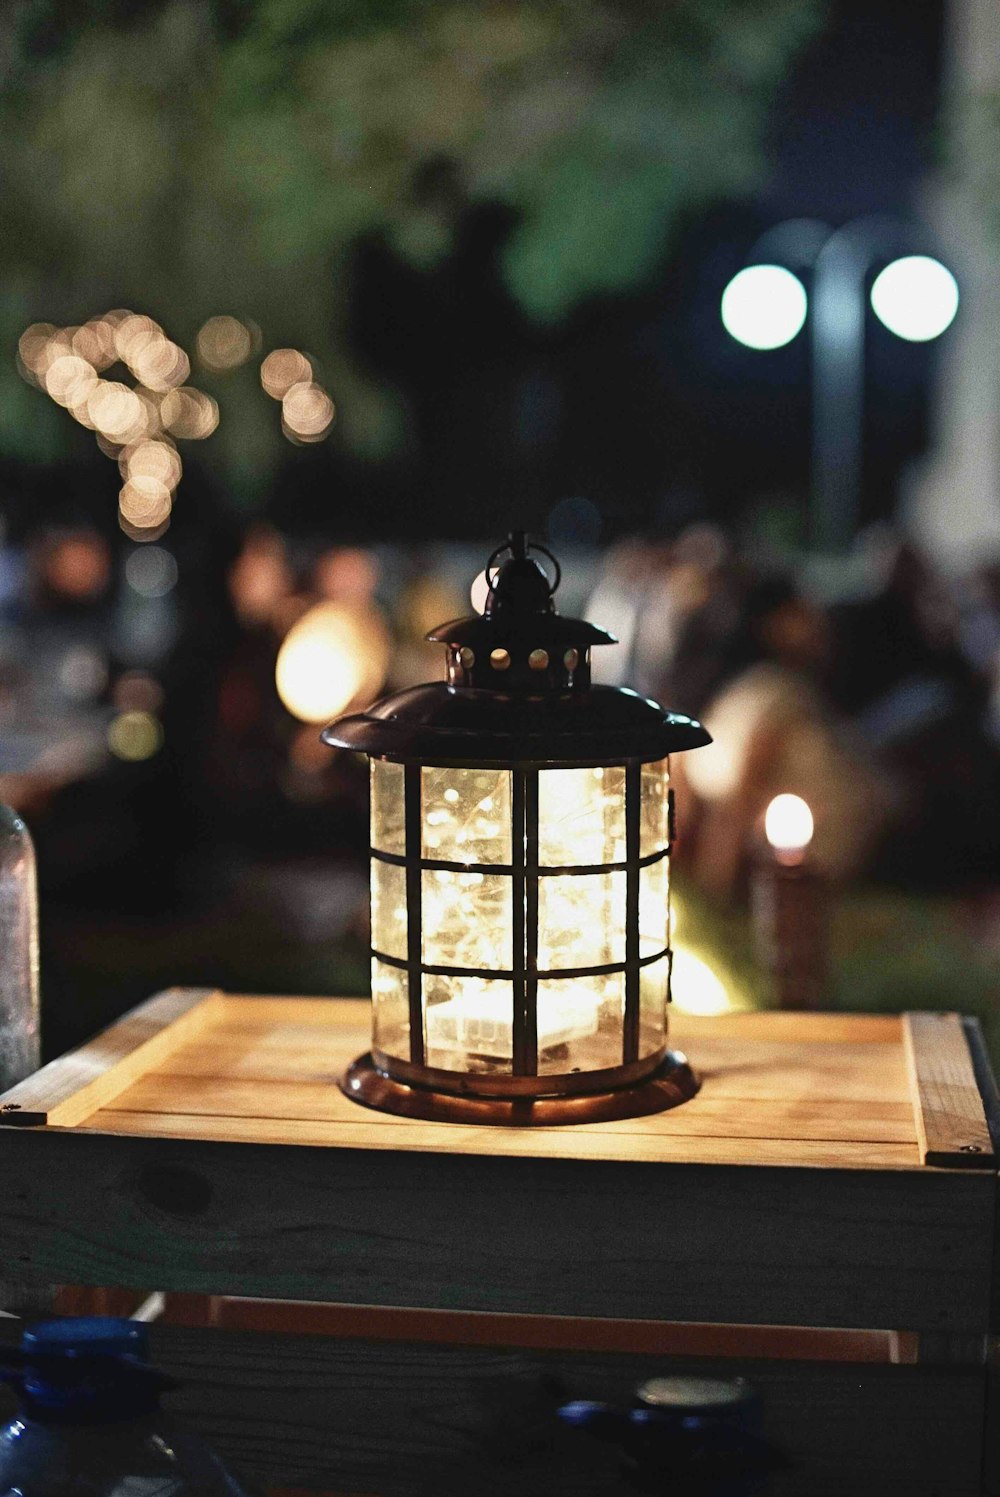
[640,757,671,857]
[639,856,670,958]
[370,759,407,856]
[424,974,513,1072]
[536,971,624,1075]
[371,958,410,1059]
[421,767,512,863]
[537,870,627,971]
[639,955,670,1055]
[538,766,626,867]
[421,868,513,970]
[371,859,408,961]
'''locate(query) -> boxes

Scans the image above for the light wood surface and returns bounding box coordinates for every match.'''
[903,1011,996,1166]
[37,994,920,1170]
[0,987,222,1126]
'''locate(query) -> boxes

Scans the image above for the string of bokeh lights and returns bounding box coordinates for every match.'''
[16,313,336,543]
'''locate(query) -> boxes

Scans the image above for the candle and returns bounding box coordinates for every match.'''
[752,794,828,1011]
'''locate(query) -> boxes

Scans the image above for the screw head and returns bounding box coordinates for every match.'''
[960,1144,984,1154]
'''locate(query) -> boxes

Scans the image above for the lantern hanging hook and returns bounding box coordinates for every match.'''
[485,531,561,598]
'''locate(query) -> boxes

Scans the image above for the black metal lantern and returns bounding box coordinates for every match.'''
[322,533,712,1124]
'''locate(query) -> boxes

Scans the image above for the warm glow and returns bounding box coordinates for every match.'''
[764,793,814,855]
[260,348,312,399]
[870,256,958,342]
[197,315,254,372]
[370,758,674,1074]
[282,381,335,442]
[670,947,731,1015]
[275,601,388,724]
[721,264,808,350]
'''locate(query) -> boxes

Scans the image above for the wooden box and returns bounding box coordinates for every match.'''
[0,990,997,1496]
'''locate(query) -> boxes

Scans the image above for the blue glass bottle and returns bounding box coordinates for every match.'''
[558,1375,784,1494]
[0,1317,255,1496]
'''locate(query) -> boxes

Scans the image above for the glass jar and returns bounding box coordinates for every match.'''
[0,804,39,1089]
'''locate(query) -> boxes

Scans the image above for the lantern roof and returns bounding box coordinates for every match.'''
[322,532,711,764]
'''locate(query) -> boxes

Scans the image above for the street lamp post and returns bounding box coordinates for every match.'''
[721,217,959,556]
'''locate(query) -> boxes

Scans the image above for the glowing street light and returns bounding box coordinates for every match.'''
[720,265,808,351]
[869,255,959,343]
[721,219,959,554]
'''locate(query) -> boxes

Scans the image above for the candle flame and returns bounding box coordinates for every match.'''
[764,793,814,855]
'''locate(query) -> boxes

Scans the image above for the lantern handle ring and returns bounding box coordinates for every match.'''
[485,533,561,597]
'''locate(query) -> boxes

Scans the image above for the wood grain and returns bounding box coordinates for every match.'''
[103,1074,917,1144]
[903,1012,996,1166]
[0,1125,991,1331]
[0,988,222,1126]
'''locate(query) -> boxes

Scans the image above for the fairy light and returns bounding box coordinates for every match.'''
[197,316,255,372]
[260,348,312,399]
[281,381,335,442]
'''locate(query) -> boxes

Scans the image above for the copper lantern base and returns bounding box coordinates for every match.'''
[340,1050,699,1126]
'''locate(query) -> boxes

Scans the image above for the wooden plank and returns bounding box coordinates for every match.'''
[0,988,223,1126]
[0,1126,990,1330]
[81,1106,921,1169]
[105,1324,997,1495]
[903,1012,996,1167]
[203,1296,899,1363]
[102,1074,916,1145]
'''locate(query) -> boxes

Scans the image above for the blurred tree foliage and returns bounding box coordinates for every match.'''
[0,0,822,493]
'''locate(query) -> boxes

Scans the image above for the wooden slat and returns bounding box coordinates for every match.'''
[0,1125,991,1331]
[203,1296,900,1363]
[903,1012,996,1167]
[0,988,223,1126]
[102,1074,916,1145]
[81,1108,921,1169]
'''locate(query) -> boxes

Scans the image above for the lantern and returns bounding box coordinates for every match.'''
[322,533,711,1124]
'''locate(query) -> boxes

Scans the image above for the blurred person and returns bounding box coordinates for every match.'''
[829,535,1000,888]
[675,574,891,901]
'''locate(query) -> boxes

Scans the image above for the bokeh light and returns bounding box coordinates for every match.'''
[260,348,313,399]
[119,475,172,536]
[281,381,335,442]
[128,333,190,393]
[275,601,389,724]
[87,382,146,443]
[125,545,178,598]
[764,793,814,857]
[119,439,182,491]
[160,386,219,439]
[870,255,959,342]
[721,264,808,350]
[107,710,163,761]
[197,315,255,372]
[44,355,97,409]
